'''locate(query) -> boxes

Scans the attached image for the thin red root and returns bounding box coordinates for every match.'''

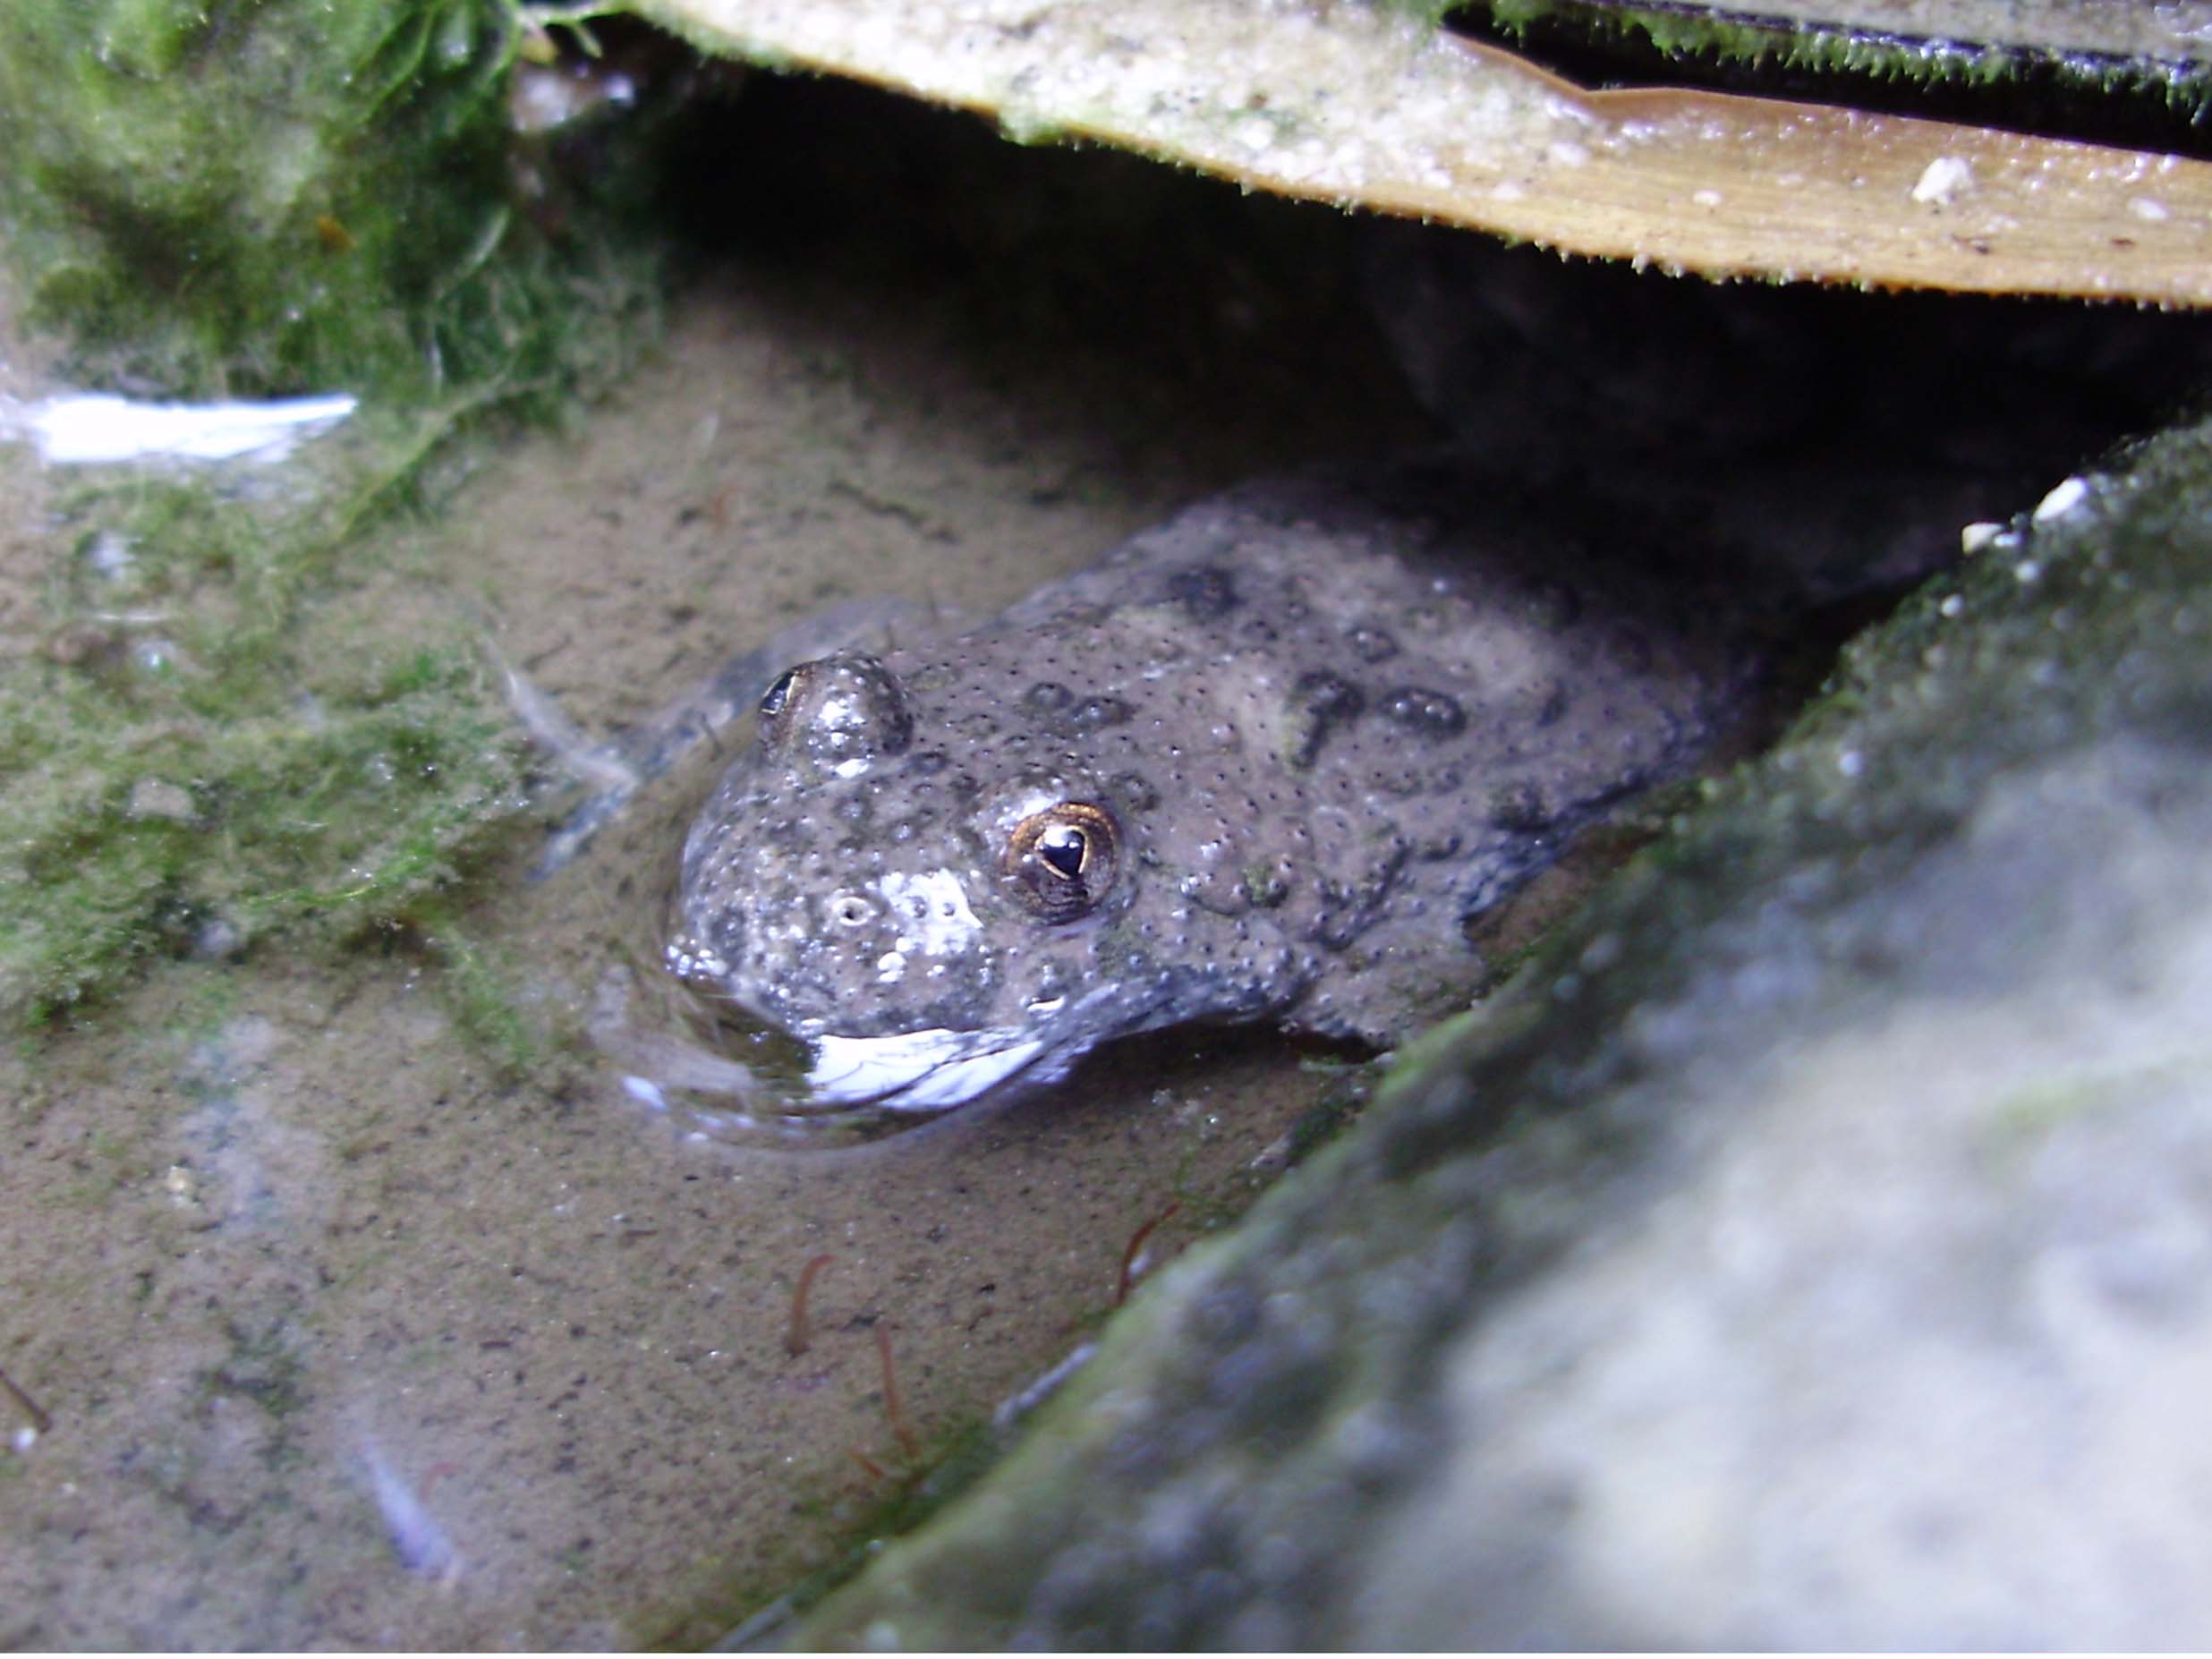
[874,1323,920,1463]
[0,1364,49,1434]
[1116,1201,1183,1306]
[786,1253,835,1357]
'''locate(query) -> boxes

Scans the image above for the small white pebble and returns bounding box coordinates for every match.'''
[2032,475,2089,523]
[1910,155,1974,206]
[1939,594,1966,618]
[1837,749,1865,778]
[11,1426,36,1454]
[1230,115,1276,154]
[2129,197,2171,222]
[1960,521,2004,554]
[2014,560,2043,584]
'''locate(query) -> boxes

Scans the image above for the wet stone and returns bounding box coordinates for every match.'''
[786,414,2212,1654]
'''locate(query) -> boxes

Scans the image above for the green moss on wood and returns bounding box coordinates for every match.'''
[1471,0,2212,106]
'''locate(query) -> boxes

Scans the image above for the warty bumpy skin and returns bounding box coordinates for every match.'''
[668,456,1755,1110]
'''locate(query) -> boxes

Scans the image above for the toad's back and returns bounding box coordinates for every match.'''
[670,459,1754,1110]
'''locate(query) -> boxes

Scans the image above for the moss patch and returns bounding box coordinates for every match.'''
[0,2,685,1034]
[0,0,659,402]
[0,454,537,1022]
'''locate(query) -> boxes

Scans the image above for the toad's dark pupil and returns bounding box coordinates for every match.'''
[760,670,795,719]
[1038,825,1088,881]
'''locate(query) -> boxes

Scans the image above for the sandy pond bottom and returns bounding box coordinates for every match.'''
[0,103,1432,1646]
[0,949,1348,1648]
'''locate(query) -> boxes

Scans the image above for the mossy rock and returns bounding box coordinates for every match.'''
[778,414,2212,1646]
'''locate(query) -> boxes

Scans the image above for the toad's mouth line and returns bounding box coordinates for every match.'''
[804,1025,1054,1110]
[801,986,1128,1111]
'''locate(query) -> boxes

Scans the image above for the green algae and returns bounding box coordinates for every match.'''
[412,902,574,1077]
[0,0,659,402]
[0,553,533,1023]
[0,2,682,1033]
[0,396,536,1034]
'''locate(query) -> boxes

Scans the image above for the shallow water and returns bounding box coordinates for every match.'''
[9,64,2212,1646]
[0,98,1426,1644]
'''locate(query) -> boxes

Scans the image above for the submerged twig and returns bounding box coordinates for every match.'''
[0,1364,51,1435]
[785,1253,835,1357]
[1116,1201,1183,1306]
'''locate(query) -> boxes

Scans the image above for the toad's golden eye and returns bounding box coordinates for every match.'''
[1003,802,1121,923]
